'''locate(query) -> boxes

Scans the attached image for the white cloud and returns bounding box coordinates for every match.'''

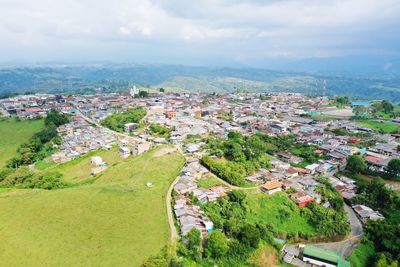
[0,0,399,64]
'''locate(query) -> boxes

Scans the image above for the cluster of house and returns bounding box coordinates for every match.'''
[0,94,73,119]
[52,118,117,163]
[174,195,214,235]
[329,176,357,200]
[173,158,228,235]
[118,138,152,158]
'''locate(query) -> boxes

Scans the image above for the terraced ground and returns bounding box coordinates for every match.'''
[0,145,185,267]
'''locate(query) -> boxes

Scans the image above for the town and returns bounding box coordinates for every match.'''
[1,88,399,267]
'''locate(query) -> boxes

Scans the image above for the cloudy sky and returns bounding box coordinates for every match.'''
[0,0,399,66]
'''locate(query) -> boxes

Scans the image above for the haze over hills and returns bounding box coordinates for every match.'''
[1,59,400,102]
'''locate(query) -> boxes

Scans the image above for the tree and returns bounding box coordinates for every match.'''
[205,231,228,258]
[227,190,246,206]
[159,88,165,92]
[237,224,261,248]
[381,100,394,114]
[335,96,350,107]
[346,155,366,174]
[45,109,69,127]
[387,159,400,179]
[138,90,149,98]
[376,253,388,267]
[186,228,201,255]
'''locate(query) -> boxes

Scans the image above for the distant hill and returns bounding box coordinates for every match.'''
[0,63,399,102]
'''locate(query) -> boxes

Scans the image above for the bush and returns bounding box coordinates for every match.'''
[0,167,69,190]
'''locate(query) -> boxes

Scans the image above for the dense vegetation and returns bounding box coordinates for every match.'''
[347,177,400,267]
[6,110,69,168]
[288,142,324,167]
[176,191,284,266]
[148,124,173,138]
[0,167,69,190]
[202,184,349,241]
[101,107,146,132]
[369,100,399,118]
[334,95,350,108]
[201,132,321,185]
[201,132,274,186]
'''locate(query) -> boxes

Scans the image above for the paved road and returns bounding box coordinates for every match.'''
[311,204,363,258]
[76,109,133,140]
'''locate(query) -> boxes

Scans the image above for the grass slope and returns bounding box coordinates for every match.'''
[36,147,122,183]
[0,118,44,167]
[0,146,185,267]
[357,120,400,133]
[246,192,317,236]
[196,175,224,189]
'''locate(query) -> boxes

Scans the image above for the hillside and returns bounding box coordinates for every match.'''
[0,118,44,168]
[0,146,185,266]
[1,64,400,102]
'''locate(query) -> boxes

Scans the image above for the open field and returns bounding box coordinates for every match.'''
[36,146,122,183]
[0,145,185,267]
[357,120,400,133]
[320,107,354,118]
[245,192,317,236]
[0,118,44,167]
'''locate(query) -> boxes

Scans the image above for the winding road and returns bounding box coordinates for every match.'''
[79,108,365,259]
[310,204,363,258]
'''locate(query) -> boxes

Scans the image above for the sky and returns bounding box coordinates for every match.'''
[0,0,400,67]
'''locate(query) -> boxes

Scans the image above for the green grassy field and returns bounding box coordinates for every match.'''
[36,147,122,183]
[0,145,185,266]
[245,192,317,236]
[357,120,400,133]
[196,175,224,189]
[0,118,44,167]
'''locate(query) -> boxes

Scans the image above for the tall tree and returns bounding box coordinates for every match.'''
[387,158,400,179]
[346,155,366,174]
[205,231,229,259]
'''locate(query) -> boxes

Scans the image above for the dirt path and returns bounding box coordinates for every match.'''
[208,172,261,191]
[166,146,185,247]
[166,174,180,244]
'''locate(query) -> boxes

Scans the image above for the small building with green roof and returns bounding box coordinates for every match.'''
[302,245,350,267]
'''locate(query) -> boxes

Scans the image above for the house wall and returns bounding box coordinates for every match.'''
[267,187,282,195]
[303,257,336,267]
